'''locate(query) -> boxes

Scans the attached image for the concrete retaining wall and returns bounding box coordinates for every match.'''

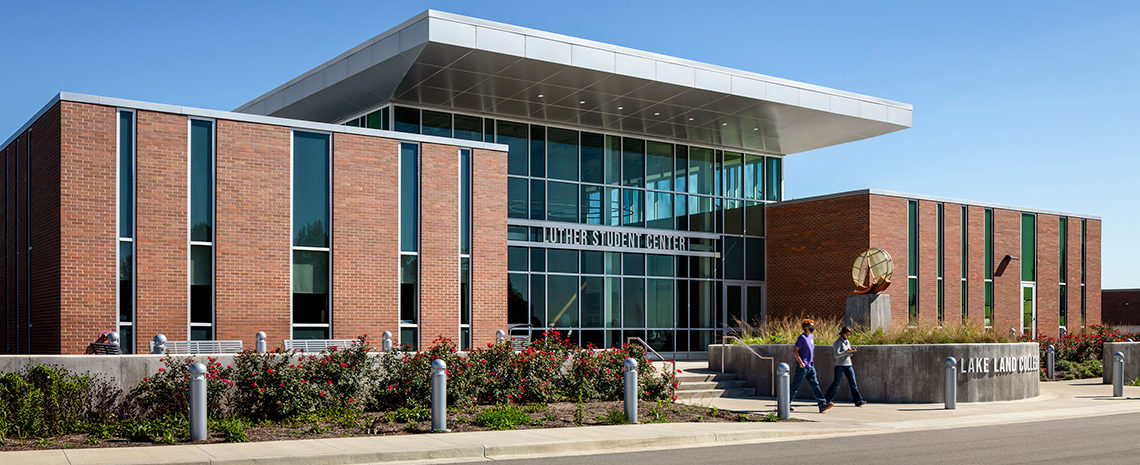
[1102,342,1140,384]
[0,354,242,393]
[709,342,1039,403]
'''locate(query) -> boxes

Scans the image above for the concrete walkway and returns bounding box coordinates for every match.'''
[3,379,1138,464]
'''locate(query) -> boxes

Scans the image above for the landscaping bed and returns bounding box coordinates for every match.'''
[0,400,782,451]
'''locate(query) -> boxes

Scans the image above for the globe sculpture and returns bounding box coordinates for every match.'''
[852,248,893,294]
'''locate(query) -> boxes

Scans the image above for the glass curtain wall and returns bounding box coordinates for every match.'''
[400,143,420,349]
[118,111,136,353]
[382,105,778,353]
[292,132,331,339]
[189,119,215,340]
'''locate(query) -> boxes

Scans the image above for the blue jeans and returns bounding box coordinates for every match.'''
[825,365,865,404]
[789,365,828,408]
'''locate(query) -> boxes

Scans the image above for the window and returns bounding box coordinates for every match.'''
[907,200,918,325]
[688,147,715,195]
[118,110,136,353]
[1021,213,1036,282]
[723,152,743,198]
[646,141,673,191]
[765,157,782,201]
[984,208,994,327]
[189,119,215,341]
[292,131,331,339]
[394,106,420,134]
[399,142,420,348]
[937,203,944,324]
[1059,217,1068,330]
[547,127,578,182]
[622,138,644,188]
[580,132,604,184]
[961,205,968,322]
[459,148,472,350]
[421,110,452,138]
[1081,219,1086,329]
[744,154,763,200]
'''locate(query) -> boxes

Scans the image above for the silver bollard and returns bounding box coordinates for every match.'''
[382,331,393,352]
[496,329,506,344]
[151,334,167,354]
[189,362,207,441]
[1113,352,1125,397]
[945,357,957,410]
[776,362,790,420]
[624,358,638,424]
[108,331,120,348]
[1009,328,1017,340]
[1046,345,1055,380]
[431,359,447,431]
[1059,327,1067,339]
[255,331,267,354]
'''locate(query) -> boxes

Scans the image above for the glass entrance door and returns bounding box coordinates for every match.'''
[1022,284,1037,338]
[724,282,766,335]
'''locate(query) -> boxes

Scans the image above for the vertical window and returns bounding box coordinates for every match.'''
[961,205,968,322]
[292,131,331,340]
[622,138,645,188]
[765,156,782,201]
[1080,219,1086,329]
[117,110,136,353]
[984,208,994,328]
[907,200,918,325]
[547,127,579,182]
[399,142,420,348]
[1021,213,1036,282]
[189,119,214,341]
[937,203,944,324]
[723,152,743,198]
[744,154,763,200]
[688,147,715,195]
[580,132,604,184]
[1059,217,1067,329]
[645,141,673,191]
[459,148,472,350]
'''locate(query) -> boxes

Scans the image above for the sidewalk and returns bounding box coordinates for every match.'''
[3,380,1137,465]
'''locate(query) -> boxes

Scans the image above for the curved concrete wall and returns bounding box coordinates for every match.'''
[709,342,1039,403]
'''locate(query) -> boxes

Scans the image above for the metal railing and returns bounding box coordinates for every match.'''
[626,337,678,398]
[721,335,776,397]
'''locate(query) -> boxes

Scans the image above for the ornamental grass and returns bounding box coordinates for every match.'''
[735,316,1011,346]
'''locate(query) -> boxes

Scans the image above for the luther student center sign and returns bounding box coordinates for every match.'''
[0,10,1101,355]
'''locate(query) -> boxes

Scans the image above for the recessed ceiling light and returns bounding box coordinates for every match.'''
[721,122,728,126]
[688,117,695,121]
[579,100,586,104]
[538,94,544,98]
[753,127,759,131]
[653,112,660,116]
[617,106,624,110]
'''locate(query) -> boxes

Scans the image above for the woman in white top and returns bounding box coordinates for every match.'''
[825,326,866,406]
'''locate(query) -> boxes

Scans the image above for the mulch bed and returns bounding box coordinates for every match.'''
[0,401,790,451]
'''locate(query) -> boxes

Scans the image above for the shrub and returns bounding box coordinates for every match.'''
[127,356,232,420]
[473,404,533,430]
[736,317,1011,346]
[229,351,322,421]
[0,365,118,439]
[210,418,248,443]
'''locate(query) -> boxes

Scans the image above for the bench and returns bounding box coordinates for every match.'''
[283,339,357,353]
[89,343,121,355]
[149,340,244,354]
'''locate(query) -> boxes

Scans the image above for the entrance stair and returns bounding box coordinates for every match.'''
[675,368,756,401]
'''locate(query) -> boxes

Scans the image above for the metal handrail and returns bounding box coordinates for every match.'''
[626,337,678,398]
[721,336,776,397]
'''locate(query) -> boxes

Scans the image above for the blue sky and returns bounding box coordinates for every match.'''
[1,1,1136,288]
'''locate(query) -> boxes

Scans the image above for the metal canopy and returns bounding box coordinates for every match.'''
[236,10,912,154]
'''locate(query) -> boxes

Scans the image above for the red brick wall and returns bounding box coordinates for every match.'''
[134,111,189,351]
[1102,289,1140,325]
[16,132,28,352]
[29,104,63,354]
[1036,215,1060,338]
[943,204,963,323]
[419,143,460,345]
[916,200,939,326]
[331,133,399,342]
[1,144,7,351]
[1067,218,1083,330]
[766,194,869,322]
[1086,219,1102,327]
[214,120,291,349]
[59,102,118,354]
[966,206,987,327]
[992,209,1022,334]
[471,148,507,347]
[868,195,908,326]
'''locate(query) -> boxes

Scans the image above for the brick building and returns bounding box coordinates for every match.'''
[767,190,1101,338]
[0,11,1102,354]
[1102,289,1140,328]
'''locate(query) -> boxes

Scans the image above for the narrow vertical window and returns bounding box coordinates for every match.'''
[292,131,331,340]
[399,142,420,349]
[1059,217,1067,330]
[1080,219,1086,329]
[117,111,136,353]
[765,156,782,201]
[1021,213,1036,282]
[984,208,994,328]
[937,203,944,324]
[961,205,968,323]
[907,200,918,326]
[459,148,472,350]
[189,119,214,340]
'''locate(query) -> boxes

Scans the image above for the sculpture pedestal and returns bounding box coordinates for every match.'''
[845,294,891,331]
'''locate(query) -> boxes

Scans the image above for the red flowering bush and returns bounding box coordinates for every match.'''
[128,356,232,420]
[1027,325,1139,364]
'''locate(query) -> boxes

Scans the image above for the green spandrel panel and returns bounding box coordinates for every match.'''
[985,209,994,279]
[1021,213,1036,281]
[189,119,213,242]
[118,111,134,238]
[293,132,330,248]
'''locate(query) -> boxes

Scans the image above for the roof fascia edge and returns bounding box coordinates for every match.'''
[770,188,1100,220]
[2,93,62,150]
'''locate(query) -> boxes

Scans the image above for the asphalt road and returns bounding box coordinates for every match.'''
[468,413,1140,465]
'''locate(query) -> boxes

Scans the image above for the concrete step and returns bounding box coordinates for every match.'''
[676,380,748,391]
[676,372,742,383]
[674,387,757,401]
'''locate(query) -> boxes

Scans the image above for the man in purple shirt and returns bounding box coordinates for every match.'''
[790,318,834,413]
